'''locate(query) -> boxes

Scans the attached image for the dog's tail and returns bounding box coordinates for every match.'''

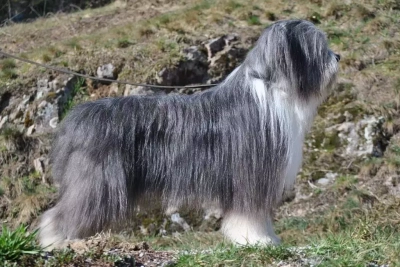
[38,100,130,248]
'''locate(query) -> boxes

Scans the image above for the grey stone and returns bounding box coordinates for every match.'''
[33,157,45,176]
[48,79,60,91]
[317,178,330,186]
[124,85,157,96]
[0,115,8,129]
[38,100,48,109]
[9,108,23,121]
[97,63,116,79]
[327,116,386,158]
[170,213,191,231]
[49,117,58,129]
[26,124,35,136]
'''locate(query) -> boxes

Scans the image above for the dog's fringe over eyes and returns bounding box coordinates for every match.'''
[38,19,339,248]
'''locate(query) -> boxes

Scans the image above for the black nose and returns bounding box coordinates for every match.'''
[334,53,341,62]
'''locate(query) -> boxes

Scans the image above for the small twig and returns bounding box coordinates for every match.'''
[43,0,47,17]
[29,5,41,18]
[7,0,11,20]
[69,4,83,12]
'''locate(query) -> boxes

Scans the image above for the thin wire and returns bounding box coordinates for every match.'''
[0,50,218,89]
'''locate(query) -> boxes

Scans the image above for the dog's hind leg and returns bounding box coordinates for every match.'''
[38,150,129,249]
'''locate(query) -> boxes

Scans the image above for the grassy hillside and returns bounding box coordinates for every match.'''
[1,0,400,266]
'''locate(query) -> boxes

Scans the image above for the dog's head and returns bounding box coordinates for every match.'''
[245,19,340,103]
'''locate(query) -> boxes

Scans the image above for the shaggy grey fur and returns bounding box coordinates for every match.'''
[38,19,340,248]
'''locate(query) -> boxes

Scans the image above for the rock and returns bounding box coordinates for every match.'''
[184,46,207,62]
[34,100,59,134]
[317,178,330,186]
[205,34,238,60]
[206,36,227,58]
[0,92,12,114]
[36,79,49,99]
[97,63,116,79]
[170,213,191,231]
[36,91,44,100]
[317,173,338,186]
[21,95,31,105]
[26,124,35,136]
[33,157,45,176]
[384,175,400,198]
[326,116,388,158]
[9,108,24,121]
[0,115,8,129]
[326,172,338,181]
[38,100,48,109]
[69,240,89,255]
[49,117,58,129]
[48,79,60,91]
[153,35,247,92]
[156,46,209,88]
[202,202,223,220]
[125,85,147,96]
[109,83,119,95]
[37,79,48,91]
[206,35,246,83]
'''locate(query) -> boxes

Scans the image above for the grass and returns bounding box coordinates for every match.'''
[144,199,400,266]
[247,14,261,25]
[116,38,134,48]
[0,58,18,79]
[0,225,42,264]
[306,225,400,266]
[173,230,400,266]
[175,244,295,266]
[59,76,87,120]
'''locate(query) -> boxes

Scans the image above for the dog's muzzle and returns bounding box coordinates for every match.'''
[334,53,341,62]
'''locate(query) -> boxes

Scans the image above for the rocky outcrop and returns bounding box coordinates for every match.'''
[154,34,247,94]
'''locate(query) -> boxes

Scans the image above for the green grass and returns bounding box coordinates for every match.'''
[65,38,82,50]
[116,38,134,48]
[171,204,400,266]
[175,244,295,266]
[59,77,86,120]
[1,58,17,69]
[171,222,400,266]
[247,14,261,25]
[306,226,400,266]
[0,225,42,264]
[0,58,18,79]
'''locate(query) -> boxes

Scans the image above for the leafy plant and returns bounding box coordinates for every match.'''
[247,14,261,25]
[0,225,42,263]
[59,76,86,120]
[0,58,18,80]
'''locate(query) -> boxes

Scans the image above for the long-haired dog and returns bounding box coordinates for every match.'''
[38,19,340,248]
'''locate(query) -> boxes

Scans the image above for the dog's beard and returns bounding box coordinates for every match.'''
[38,19,339,249]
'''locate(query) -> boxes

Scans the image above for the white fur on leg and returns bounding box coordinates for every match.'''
[220,211,280,246]
[38,208,68,251]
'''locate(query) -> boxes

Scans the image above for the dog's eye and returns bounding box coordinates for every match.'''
[334,53,341,62]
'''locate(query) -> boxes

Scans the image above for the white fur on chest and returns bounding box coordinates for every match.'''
[282,96,319,195]
[251,77,318,196]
